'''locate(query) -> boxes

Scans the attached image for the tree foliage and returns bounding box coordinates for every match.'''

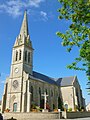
[56,0,90,92]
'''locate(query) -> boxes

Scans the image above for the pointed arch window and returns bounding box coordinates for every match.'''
[39,87,41,102]
[15,51,18,61]
[19,50,22,60]
[45,89,47,94]
[51,90,53,97]
[28,52,30,63]
[39,87,41,95]
[31,86,33,101]
[25,51,27,62]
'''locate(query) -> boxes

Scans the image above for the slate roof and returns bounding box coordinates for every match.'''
[56,76,75,87]
[31,71,57,85]
[30,71,75,87]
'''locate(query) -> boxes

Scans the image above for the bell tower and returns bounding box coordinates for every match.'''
[10,10,33,78]
[2,11,33,113]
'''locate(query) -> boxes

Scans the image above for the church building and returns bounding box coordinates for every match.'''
[1,11,85,113]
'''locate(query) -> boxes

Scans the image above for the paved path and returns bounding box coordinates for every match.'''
[56,118,90,120]
[68,118,90,120]
[3,118,90,120]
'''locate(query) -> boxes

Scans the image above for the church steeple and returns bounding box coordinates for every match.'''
[14,11,32,47]
[20,10,29,37]
[12,11,33,75]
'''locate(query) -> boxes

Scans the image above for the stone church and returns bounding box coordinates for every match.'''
[1,11,85,113]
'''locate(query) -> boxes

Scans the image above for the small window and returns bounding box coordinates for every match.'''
[15,51,18,61]
[19,50,22,60]
[28,52,30,63]
[25,51,27,62]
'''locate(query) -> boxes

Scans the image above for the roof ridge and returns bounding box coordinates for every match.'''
[33,71,57,85]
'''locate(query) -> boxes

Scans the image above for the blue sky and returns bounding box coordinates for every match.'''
[0,0,89,104]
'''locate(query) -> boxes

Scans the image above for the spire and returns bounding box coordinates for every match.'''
[20,10,29,37]
[14,10,33,48]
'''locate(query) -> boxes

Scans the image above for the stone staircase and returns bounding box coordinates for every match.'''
[3,112,60,120]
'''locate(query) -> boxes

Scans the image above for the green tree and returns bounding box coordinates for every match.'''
[56,0,90,92]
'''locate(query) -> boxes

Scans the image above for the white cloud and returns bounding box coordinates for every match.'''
[0,0,45,17]
[40,11,48,21]
[28,0,45,7]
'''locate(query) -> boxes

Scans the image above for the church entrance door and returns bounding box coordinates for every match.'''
[13,103,17,112]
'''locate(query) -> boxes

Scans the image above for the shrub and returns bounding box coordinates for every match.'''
[68,108,72,112]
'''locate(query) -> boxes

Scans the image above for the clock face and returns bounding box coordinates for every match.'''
[12,80,18,89]
[14,68,19,73]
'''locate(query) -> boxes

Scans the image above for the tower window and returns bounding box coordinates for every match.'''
[19,50,22,60]
[28,52,30,63]
[15,51,18,61]
[25,51,27,62]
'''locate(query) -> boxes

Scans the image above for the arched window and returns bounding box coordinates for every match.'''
[39,87,42,106]
[25,51,27,62]
[39,87,41,100]
[31,86,33,101]
[46,89,47,94]
[19,50,22,60]
[39,87,41,95]
[15,51,18,61]
[51,90,53,97]
[28,52,30,63]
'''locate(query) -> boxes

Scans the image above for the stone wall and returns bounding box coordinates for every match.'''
[62,111,90,119]
[3,112,60,120]
[30,79,59,110]
[60,86,75,110]
[2,111,90,119]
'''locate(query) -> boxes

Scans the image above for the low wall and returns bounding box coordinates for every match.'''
[64,111,90,119]
[2,111,90,119]
[2,112,61,120]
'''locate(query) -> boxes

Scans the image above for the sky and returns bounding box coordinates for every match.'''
[0,0,89,104]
